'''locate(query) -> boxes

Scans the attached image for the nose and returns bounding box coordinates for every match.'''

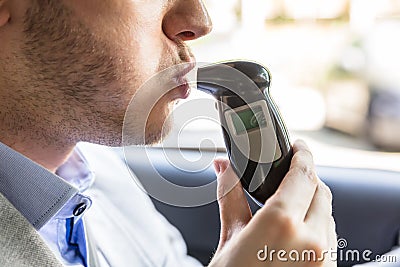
[162,0,213,42]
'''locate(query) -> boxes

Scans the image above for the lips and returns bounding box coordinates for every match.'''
[175,60,196,83]
[171,60,196,100]
[172,83,191,100]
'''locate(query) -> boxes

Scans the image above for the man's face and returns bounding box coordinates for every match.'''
[0,0,211,147]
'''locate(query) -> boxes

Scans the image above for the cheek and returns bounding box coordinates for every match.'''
[66,0,175,90]
[147,93,173,121]
[66,0,166,61]
[128,34,165,80]
[102,20,171,93]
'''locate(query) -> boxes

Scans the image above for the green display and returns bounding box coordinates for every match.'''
[231,105,267,135]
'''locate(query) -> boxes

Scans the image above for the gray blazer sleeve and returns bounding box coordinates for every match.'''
[0,193,63,267]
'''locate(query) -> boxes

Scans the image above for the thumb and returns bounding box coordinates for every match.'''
[214,158,252,251]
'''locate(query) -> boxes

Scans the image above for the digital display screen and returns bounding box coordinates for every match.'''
[231,105,267,135]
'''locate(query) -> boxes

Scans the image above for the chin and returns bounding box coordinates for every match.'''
[144,115,173,145]
[142,96,176,145]
[119,89,177,146]
[119,106,174,147]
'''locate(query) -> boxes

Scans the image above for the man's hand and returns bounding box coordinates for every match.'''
[209,140,337,267]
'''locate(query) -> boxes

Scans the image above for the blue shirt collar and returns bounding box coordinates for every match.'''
[56,146,95,193]
[0,142,90,230]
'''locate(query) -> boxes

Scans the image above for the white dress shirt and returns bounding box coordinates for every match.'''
[76,142,203,267]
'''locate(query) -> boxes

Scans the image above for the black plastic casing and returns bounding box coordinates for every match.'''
[197,61,293,205]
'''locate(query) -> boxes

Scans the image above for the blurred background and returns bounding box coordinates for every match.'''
[164,0,400,172]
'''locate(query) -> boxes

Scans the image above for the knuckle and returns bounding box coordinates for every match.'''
[290,163,317,183]
[267,207,297,238]
[295,146,314,161]
[257,202,298,239]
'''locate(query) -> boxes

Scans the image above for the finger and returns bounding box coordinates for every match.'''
[304,181,336,266]
[214,158,252,248]
[324,216,337,266]
[269,140,318,221]
[328,216,337,250]
[305,181,333,231]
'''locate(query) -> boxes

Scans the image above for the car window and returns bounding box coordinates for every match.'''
[160,0,400,172]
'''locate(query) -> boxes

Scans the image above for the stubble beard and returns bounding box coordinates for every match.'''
[15,0,176,148]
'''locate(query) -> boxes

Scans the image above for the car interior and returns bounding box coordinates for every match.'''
[119,146,400,267]
[120,1,400,266]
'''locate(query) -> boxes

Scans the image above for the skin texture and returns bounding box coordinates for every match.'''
[0,0,211,171]
[211,141,337,267]
[0,1,336,266]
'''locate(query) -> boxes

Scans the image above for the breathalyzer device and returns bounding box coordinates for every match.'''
[197,61,293,205]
